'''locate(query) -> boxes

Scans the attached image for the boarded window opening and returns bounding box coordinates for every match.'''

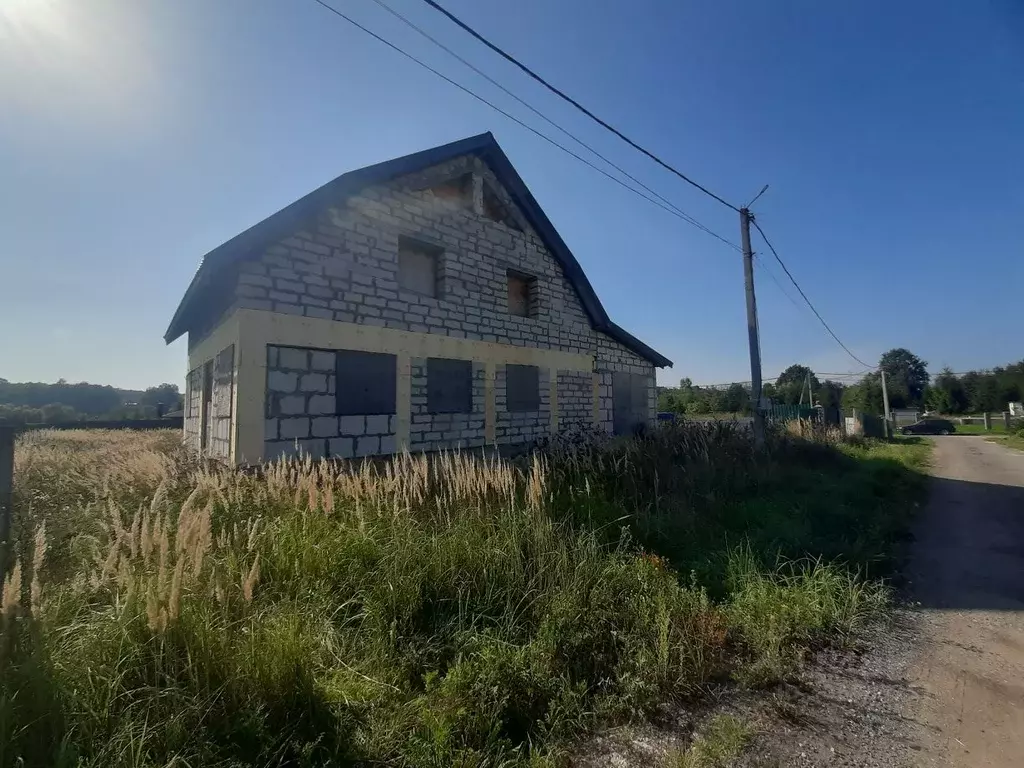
[507,271,536,317]
[398,237,442,297]
[483,184,522,230]
[612,372,649,436]
[427,358,473,414]
[506,364,540,412]
[336,350,397,415]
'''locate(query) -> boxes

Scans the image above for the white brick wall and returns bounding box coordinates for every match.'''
[230,152,657,454]
[263,344,398,461]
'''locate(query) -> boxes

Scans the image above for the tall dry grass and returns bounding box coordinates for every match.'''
[0,424,927,767]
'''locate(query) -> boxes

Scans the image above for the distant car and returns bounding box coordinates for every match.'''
[901,418,956,436]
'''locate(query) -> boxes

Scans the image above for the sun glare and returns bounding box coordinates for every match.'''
[0,0,167,136]
[0,0,69,43]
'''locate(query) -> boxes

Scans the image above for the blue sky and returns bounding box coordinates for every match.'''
[1,0,1022,389]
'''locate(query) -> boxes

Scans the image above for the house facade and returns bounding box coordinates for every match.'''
[165,133,671,465]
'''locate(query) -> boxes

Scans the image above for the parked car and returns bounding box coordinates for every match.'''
[901,418,956,436]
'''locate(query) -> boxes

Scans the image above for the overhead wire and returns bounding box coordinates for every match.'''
[752,219,875,370]
[310,0,875,376]
[416,0,740,212]
[309,0,740,251]
[683,370,873,389]
[365,0,740,252]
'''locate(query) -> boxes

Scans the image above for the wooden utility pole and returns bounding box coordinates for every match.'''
[740,208,765,446]
[880,369,892,438]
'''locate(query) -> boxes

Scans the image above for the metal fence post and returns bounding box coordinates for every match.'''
[0,425,14,580]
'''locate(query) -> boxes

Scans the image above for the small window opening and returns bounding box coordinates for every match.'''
[507,271,536,317]
[398,237,442,297]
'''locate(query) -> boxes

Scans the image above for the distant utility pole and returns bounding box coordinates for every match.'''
[880,369,892,438]
[740,207,765,446]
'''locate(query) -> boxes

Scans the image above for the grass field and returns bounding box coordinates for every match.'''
[1,424,929,767]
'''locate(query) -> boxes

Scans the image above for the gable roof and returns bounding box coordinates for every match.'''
[165,132,671,368]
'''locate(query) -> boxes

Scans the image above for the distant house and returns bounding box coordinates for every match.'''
[165,133,671,465]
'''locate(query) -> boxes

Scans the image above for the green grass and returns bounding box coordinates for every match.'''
[0,425,930,767]
[953,422,1011,434]
[674,714,753,768]
[987,434,1024,452]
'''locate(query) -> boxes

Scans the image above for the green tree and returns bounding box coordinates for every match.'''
[774,364,820,405]
[926,367,967,413]
[817,380,846,409]
[879,348,929,407]
[842,374,885,413]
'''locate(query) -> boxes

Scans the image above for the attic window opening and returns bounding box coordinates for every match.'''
[507,270,536,318]
[398,236,442,297]
[430,173,473,209]
[483,184,522,231]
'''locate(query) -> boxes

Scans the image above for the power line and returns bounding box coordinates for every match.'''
[366,0,740,252]
[752,219,875,370]
[682,370,873,389]
[309,0,740,250]
[416,0,740,212]
[312,0,877,382]
[754,254,808,315]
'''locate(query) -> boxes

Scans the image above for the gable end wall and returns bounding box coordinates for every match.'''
[188,152,657,460]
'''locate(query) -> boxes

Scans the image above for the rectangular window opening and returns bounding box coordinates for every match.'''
[398,236,442,297]
[427,357,473,414]
[336,350,397,415]
[506,364,540,412]
[507,270,536,318]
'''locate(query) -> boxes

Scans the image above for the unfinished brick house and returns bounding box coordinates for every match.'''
[165,133,671,464]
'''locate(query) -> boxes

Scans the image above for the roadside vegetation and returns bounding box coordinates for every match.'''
[1,422,928,767]
[985,421,1024,452]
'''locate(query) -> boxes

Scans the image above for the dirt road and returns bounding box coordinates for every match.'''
[905,436,1024,766]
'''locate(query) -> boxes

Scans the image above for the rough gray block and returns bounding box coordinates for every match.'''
[279,417,310,439]
[329,437,354,458]
[278,348,309,370]
[366,414,390,434]
[298,439,326,459]
[311,417,338,437]
[265,419,278,440]
[339,415,365,436]
[310,351,335,371]
[379,434,396,454]
[279,395,305,415]
[308,395,335,415]
[355,435,380,456]
[264,441,298,463]
[300,373,327,392]
[267,371,297,393]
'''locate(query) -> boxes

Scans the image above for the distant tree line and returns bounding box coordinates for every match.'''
[659,349,1024,417]
[0,379,182,424]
